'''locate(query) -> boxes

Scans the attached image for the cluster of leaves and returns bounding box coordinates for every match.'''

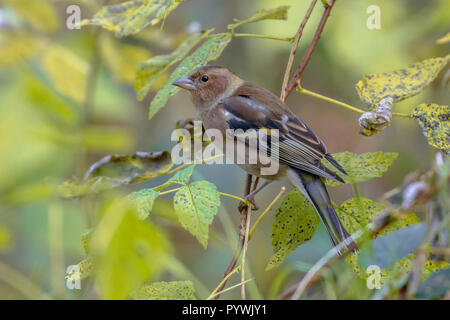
[64,1,448,300]
[355,55,449,155]
[2,0,448,300]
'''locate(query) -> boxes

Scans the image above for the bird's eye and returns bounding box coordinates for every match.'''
[201,75,209,82]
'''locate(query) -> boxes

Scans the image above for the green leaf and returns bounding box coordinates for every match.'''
[168,165,195,185]
[90,197,172,299]
[82,0,184,37]
[358,223,427,269]
[25,76,78,126]
[41,45,88,104]
[128,188,160,220]
[267,189,320,270]
[322,151,398,187]
[132,280,196,300]
[135,32,206,101]
[228,6,290,30]
[335,197,446,285]
[100,34,151,84]
[356,56,450,110]
[412,103,450,155]
[416,268,450,299]
[149,32,232,119]
[173,180,220,248]
[59,151,173,198]
[66,257,94,282]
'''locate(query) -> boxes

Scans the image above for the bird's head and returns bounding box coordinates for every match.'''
[173,66,240,107]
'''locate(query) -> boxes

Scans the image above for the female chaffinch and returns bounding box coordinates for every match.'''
[173,66,357,254]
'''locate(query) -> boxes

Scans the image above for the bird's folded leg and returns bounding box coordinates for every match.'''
[238,180,273,211]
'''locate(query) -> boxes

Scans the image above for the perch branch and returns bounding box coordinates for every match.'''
[280,0,318,100]
[284,0,336,98]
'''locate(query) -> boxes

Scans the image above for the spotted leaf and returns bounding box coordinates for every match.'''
[173,180,220,248]
[267,189,320,270]
[82,0,184,37]
[356,56,449,110]
[322,151,398,187]
[412,103,449,155]
[132,280,196,300]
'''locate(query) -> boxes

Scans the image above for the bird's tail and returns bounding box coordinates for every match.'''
[287,169,358,255]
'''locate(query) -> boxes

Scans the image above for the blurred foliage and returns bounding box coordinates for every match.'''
[0,0,448,301]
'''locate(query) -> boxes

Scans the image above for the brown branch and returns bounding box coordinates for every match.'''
[284,0,336,99]
[214,174,256,299]
[280,0,318,101]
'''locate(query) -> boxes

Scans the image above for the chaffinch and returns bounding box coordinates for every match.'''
[173,66,357,254]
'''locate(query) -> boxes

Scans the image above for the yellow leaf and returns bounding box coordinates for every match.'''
[90,196,172,299]
[412,103,450,155]
[5,0,60,33]
[100,34,151,84]
[82,0,184,37]
[436,32,450,44]
[0,32,42,67]
[356,56,450,110]
[132,280,196,300]
[41,46,88,104]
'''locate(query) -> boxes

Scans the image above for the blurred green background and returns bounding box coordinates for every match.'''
[0,0,448,299]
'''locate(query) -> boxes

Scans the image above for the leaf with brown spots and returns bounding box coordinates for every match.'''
[132,280,196,300]
[322,151,398,187]
[356,56,449,110]
[412,103,450,155]
[173,180,220,248]
[267,189,320,270]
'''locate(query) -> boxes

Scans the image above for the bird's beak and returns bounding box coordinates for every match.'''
[172,77,196,90]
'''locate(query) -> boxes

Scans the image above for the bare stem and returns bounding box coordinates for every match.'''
[214,174,253,299]
[207,265,241,299]
[233,33,293,42]
[284,0,336,98]
[298,85,413,118]
[219,192,252,206]
[249,187,286,241]
[280,0,318,101]
[208,278,255,300]
[298,85,365,114]
[241,205,252,299]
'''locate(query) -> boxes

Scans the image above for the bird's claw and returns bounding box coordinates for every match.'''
[239,194,259,211]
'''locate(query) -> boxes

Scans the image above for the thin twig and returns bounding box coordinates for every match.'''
[214,174,253,299]
[290,230,364,300]
[249,187,286,241]
[280,0,318,101]
[207,265,241,299]
[233,33,293,42]
[240,177,259,299]
[208,278,255,300]
[241,204,252,299]
[284,0,336,99]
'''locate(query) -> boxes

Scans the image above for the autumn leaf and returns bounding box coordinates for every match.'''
[356,56,449,110]
[267,189,320,270]
[82,0,184,37]
[412,103,450,155]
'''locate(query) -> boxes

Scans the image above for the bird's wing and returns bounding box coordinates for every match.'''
[220,82,345,182]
